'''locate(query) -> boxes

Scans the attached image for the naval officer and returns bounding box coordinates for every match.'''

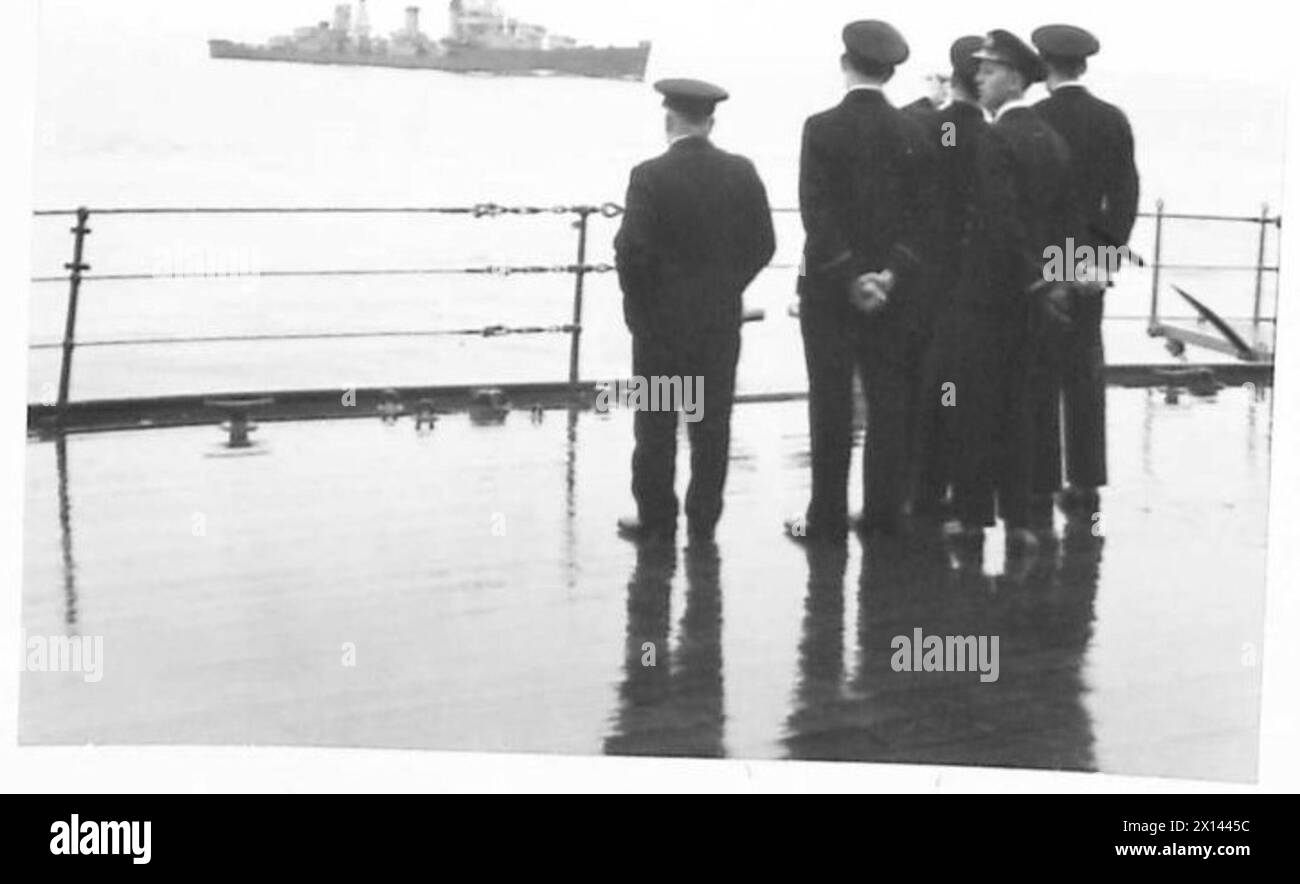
[1032,24,1140,519]
[947,29,1074,557]
[614,78,776,543]
[908,35,991,519]
[788,20,934,542]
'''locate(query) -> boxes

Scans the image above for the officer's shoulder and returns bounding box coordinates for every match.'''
[990,109,1031,136]
[1049,88,1130,122]
[630,153,669,181]
[803,104,844,133]
[1068,91,1133,136]
[1093,95,1133,128]
[715,146,758,170]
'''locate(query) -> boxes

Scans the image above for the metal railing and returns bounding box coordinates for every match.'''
[31,202,624,415]
[29,200,1282,416]
[1134,201,1282,361]
[1142,201,1281,332]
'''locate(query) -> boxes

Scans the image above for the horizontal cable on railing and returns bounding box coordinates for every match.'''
[28,323,576,350]
[1153,264,1281,272]
[27,261,1276,285]
[30,263,617,285]
[1107,315,1276,323]
[1136,210,1282,225]
[31,204,1280,225]
[32,203,625,219]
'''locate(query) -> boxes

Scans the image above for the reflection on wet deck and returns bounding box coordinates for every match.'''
[22,388,1269,780]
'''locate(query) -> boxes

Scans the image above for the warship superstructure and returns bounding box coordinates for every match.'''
[209,1,651,80]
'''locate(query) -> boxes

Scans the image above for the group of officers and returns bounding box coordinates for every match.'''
[613,21,1139,557]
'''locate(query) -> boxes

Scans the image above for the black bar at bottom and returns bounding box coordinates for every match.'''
[4,794,1286,869]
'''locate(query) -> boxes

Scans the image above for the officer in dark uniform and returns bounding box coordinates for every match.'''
[948,30,1074,557]
[614,79,776,543]
[902,72,950,127]
[788,20,934,543]
[908,35,990,519]
[1032,24,1140,518]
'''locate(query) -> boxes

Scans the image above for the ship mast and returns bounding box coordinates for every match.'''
[354,0,371,39]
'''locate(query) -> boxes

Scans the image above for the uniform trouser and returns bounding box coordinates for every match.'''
[914,327,959,510]
[1060,292,1107,488]
[799,294,918,531]
[950,314,1061,529]
[630,327,740,533]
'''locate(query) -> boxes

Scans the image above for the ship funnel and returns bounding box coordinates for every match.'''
[405,6,421,37]
[332,4,352,33]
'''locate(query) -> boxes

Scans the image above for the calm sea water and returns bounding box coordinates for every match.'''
[27,5,1286,401]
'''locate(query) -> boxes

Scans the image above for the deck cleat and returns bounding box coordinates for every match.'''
[415,398,439,432]
[1156,367,1222,402]
[469,388,511,426]
[377,388,406,423]
[205,397,274,451]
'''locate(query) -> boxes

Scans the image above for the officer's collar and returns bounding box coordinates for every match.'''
[991,95,1035,122]
[844,83,887,103]
[1049,80,1088,93]
[668,133,712,149]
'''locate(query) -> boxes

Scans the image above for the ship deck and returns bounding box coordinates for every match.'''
[21,387,1269,781]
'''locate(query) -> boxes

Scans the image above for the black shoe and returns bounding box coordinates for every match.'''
[1058,486,1101,517]
[784,515,846,544]
[1063,516,1105,553]
[943,520,985,542]
[1027,503,1057,549]
[942,521,985,569]
[1003,528,1048,583]
[617,516,675,544]
[1005,526,1041,559]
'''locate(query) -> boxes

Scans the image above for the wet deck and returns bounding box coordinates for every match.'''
[21,387,1270,781]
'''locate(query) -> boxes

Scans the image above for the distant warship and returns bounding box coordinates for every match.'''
[209,0,651,80]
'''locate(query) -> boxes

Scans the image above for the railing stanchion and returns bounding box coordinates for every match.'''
[567,207,592,390]
[1252,202,1269,329]
[56,206,92,417]
[1148,199,1164,335]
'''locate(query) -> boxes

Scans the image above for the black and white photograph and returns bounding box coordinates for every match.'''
[4,0,1300,801]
